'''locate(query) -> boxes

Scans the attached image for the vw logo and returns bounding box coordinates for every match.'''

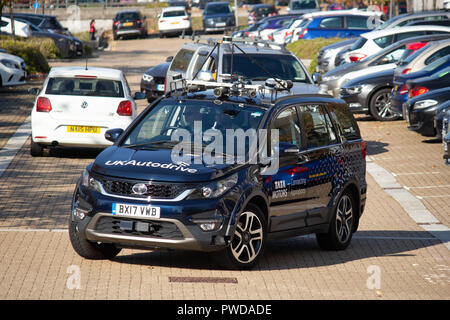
[81,101,88,109]
[132,183,147,195]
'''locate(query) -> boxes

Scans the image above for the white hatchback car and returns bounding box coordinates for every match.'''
[0,51,27,87]
[343,25,450,63]
[158,6,192,37]
[30,67,141,156]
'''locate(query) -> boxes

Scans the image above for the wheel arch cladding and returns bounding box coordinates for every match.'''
[368,86,392,109]
[245,195,269,224]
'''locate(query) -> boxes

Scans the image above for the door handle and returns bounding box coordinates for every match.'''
[297,154,310,165]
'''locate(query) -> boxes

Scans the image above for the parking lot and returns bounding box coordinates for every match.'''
[0,36,449,300]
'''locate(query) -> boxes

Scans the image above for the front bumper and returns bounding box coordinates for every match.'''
[407,108,438,137]
[339,93,369,114]
[140,78,165,100]
[72,182,237,252]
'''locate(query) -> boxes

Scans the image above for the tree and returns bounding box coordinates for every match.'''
[0,0,16,42]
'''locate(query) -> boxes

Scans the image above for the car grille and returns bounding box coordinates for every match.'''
[95,216,184,240]
[154,76,165,85]
[94,175,194,200]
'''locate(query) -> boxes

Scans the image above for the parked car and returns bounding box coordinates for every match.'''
[68,77,367,270]
[341,25,450,64]
[402,87,450,135]
[322,35,439,97]
[158,6,192,37]
[390,53,450,116]
[140,59,171,102]
[434,101,450,140]
[0,16,31,37]
[406,65,450,100]
[441,108,450,165]
[248,4,278,24]
[29,67,142,156]
[339,69,397,121]
[290,11,384,41]
[8,12,71,36]
[405,19,450,27]
[168,0,191,14]
[288,0,320,15]
[165,39,319,95]
[0,51,26,87]
[232,19,265,38]
[317,39,357,73]
[271,16,311,44]
[202,1,236,33]
[375,10,450,31]
[112,10,147,40]
[405,89,450,138]
[254,15,299,40]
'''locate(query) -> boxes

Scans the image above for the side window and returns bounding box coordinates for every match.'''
[424,15,449,21]
[318,17,343,29]
[298,105,338,149]
[396,31,425,41]
[169,49,195,73]
[373,35,394,48]
[327,105,361,141]
[425,46,450,65]
[271,106,302,148]
[378,46,406,64]
[346,16,369,29]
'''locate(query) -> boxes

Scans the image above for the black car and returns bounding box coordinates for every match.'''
[434,101,450,140]
[339,69,397,121]
[406,66,450,100]
[404,89,450,137]
[202,1,236,33]
[140,60,171,102]
[9,13,70,36]
[249,4,278,23]
[168,0,191,14]
[113,10,147,40]
[441,109,450,165]
[69,77,367,270]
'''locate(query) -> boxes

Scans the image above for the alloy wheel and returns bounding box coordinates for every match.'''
[231,211,264,264]
[335,194,353,244]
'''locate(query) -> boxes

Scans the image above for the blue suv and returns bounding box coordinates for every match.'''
[69,77,367,270]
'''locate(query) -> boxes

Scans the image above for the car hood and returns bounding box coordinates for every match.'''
[145,62,170,78]
[323,61,364,78]
[0,52,24,63]
[91,146,244,182]
[338,64,396,82]
[344,69,394,87]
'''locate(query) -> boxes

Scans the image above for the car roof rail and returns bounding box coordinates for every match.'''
[190,35,287,51]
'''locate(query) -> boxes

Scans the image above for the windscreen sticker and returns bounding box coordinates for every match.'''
[104,160,198,173]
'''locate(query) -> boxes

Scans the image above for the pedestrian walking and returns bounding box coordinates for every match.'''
[89,19,96,41]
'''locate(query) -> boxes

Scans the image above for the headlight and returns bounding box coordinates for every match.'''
[188,173,238,199]
[1,59,17,69]
[322,75,340,82]
[414,99,438,110]
[342,85,363,95]
[207,18,215,24]
[81,169,102,192]
[142,73,153,82]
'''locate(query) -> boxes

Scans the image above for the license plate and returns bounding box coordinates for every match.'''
[216,22,226,27]
[112,203,160,219]
[67,125,100,134]
[156,84,165,91]
[171,21,179,25]
[123,22,133,27]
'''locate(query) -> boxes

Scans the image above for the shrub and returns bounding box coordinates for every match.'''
[0,39,50,74]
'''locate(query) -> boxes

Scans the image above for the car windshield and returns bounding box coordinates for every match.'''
[291,0,317,10]
[45,77,125,97]
[121,99,265,156]
[222,53,308,83]
[117,12,140,20]
[204,3,232,15]
[163,10,186,18]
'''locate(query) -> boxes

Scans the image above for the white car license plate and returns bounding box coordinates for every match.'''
[156,84,165,91]
[216,22,226,27]
[112,203,160,219]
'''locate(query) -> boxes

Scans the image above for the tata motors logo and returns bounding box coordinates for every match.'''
[132,183,148,195]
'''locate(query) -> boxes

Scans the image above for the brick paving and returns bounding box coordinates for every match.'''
[0,38,448,300]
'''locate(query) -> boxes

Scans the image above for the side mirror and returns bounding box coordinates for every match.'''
[275,142,300,155]
[134,92,146,100]
[312,72,322,84]
[105,128,124,143]
[166,56,173,62]
[28,87,40,95]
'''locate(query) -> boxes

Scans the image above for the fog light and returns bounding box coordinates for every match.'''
[190,211,224,232]
[73,207,87,220]
[349,103,362,109]
[199,222,219,231]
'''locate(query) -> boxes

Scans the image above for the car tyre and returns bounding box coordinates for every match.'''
[369,88,399,121]
[30,140,43,157]
[316,190,355,251]
[69,218,121,260]
[213,204,266,270]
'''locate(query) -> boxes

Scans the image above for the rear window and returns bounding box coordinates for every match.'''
[116,12,140,21]
[346,16,370,29]
[45,77,124,97]
[373,35,394,48]
[41,17,63,30]
[327,105,361,140]
[351,37,367,50]
[424,45,450,65]
[424,55,450,72]
[163,10,186,18]
[170,48,195,73]
[291,0,318,10]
